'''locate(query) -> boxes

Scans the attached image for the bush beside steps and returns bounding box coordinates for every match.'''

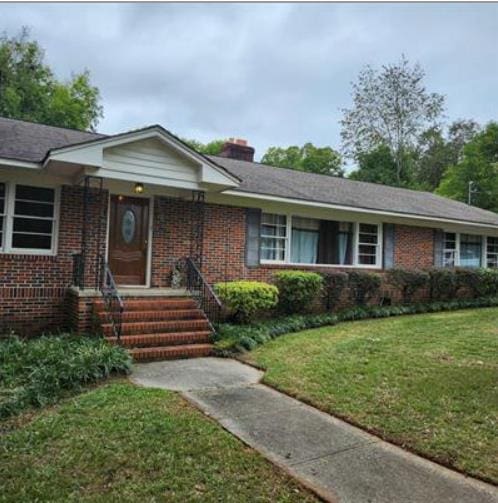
[0,334,132,419]
[214,296,498,354]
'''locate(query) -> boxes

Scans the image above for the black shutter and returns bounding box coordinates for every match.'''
[434,229,444,268]
[245,208,262,267]
[383,223,395,269]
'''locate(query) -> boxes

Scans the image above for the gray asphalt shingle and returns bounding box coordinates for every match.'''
[1,116,497,227]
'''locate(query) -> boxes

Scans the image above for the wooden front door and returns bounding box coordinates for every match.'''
[108,195,150,285]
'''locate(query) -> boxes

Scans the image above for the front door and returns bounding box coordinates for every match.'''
[108,195,149,286]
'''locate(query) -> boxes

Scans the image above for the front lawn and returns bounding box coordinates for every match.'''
[245,307,498,484]
[1,383,315,502]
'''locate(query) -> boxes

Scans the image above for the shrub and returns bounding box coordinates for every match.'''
[348,271,382,305]
[387,268,430,304]
[455,268,482,298]
[474,268,498,297]
[429,269,458,300]
[274,271,324,314]
[214,296,498,354]
[0,334,131,419]
[214,280,278,323]
[322,272,349,310]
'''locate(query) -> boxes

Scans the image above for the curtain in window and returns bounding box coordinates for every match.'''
[291,229,318,263]
[460,234,482,268]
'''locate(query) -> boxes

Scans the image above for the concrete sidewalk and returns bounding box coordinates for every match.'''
[132,358,498,503]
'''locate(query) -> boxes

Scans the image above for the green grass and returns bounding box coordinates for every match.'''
[0,334,132,418]
[0,382,315,502]
[245,307,498,484]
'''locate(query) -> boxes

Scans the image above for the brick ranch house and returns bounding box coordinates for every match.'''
[1,116,498,359]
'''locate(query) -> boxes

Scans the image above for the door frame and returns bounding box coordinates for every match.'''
[105,192,154,288]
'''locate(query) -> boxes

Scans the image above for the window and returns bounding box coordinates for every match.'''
[443,232,457,267]
[260,213,379,267]
[443,232,486,269]
[459,234,482,268]
[0,182,57,254]
[291,217,319,263]
[487,237,498,268]
[261,213,287,261]
[357,223,379,265]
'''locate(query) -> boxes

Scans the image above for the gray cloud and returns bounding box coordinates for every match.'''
[1,3,497,160]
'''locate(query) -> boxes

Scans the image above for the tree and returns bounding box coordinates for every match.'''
[182,138,225,155]
[349,145,399,185]
[413,120,480,191]
[341,55,445,186]
[261,143,343,176]
[437,122,498,212]
[0,28,102,130]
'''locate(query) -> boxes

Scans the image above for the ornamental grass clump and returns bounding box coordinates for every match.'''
[0,334,132,419]
[274,271,324,314]
[214,280,278,323]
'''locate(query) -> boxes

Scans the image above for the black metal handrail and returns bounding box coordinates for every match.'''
[184,257,223,328]
[100,257,124,342]
[72,253,84,288]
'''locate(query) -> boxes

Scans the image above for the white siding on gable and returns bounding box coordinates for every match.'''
[103,138,200,184]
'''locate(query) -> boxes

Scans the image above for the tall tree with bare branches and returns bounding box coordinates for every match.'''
[341,56,445,186]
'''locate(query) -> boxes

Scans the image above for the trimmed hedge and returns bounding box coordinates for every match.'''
[387,268,430,304]
[274,271,324,314]
[214,296,498,354]
[348,271,382,305]
[322,272,349,310]
[214,280,278,323]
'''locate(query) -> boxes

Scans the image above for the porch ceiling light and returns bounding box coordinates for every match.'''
[134,182,144,194]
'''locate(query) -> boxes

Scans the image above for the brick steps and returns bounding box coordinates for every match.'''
[94,298,197,312]
[98,309,204,323]
[102,318,211,337]
[129,344,213,361]
[107,331,212,348]
[93,295,213,362]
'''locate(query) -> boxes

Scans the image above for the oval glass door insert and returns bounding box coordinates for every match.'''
[121,209,136,244]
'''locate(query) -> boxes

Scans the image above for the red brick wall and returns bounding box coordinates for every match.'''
[2,190,439,335]
[394,224,435,270]
[0,185,107,336]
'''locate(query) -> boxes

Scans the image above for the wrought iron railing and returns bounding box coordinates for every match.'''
[100,257,124,342]
[72,253,84,288]
[184,257,223,328]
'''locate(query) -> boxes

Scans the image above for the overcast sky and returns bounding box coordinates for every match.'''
[1,2,498,161]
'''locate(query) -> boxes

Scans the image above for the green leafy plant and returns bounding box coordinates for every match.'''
[214,296,498,355]
[0,334,131,419]
[274,271,324,314]
[348,271,382,305]
[322,271,349,310]
[429,269,458,300]
[214,281,278,324]
[387,268,430,304]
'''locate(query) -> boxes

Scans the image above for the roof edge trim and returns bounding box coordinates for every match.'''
[223,189,498,230]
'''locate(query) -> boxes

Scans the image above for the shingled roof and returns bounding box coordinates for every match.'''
[1,116,497,227]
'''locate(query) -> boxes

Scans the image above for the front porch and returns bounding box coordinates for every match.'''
[67,285,216,361]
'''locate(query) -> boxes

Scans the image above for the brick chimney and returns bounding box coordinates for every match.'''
[219,138,255,162]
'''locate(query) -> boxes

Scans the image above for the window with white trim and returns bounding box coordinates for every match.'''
[0,183,57,254]
[486,237,498,268]
[261,213,287,261]
[443,232,457,267]
[357,223,379,265]
[459,233,482,268]
[260,213,380,267]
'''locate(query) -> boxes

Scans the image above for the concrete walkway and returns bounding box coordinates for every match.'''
[132,358,498,503]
